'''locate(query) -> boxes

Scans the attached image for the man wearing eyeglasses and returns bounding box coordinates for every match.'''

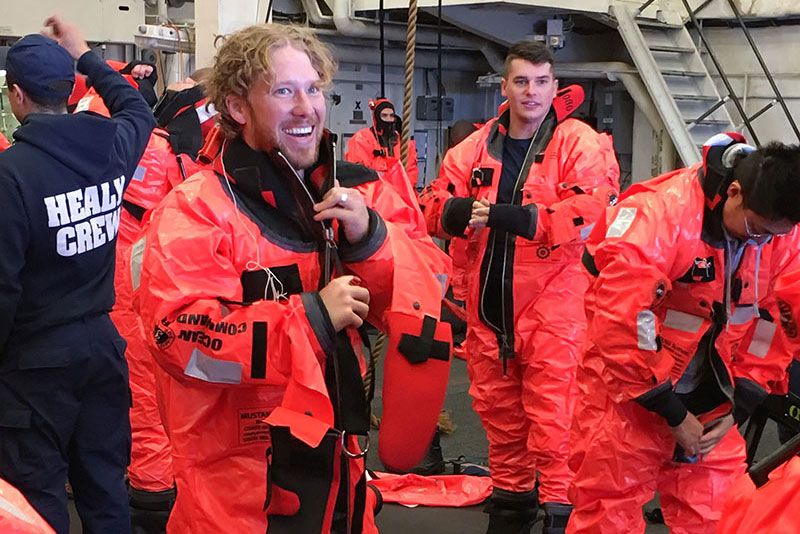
[568,132,800,534]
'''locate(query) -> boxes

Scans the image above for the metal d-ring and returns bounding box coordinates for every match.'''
[341,431,370,459]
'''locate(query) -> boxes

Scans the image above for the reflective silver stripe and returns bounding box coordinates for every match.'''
[196,102,216,123]
[435,273,449,299]
[580,222,596,241]
[606,207,637,238]
[184,348,242,384]
[747,319,777,359]
[662,309,704,333]
[637,310,658,350]
[130,236,146,291]
[730,304,755,326]
[0,494,28,521]
[132,165,147,182]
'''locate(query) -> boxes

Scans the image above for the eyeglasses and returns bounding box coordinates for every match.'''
[743,213,766,240]
[744,212,791,241]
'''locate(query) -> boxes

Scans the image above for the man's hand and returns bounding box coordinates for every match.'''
[130,64,154,80]
[313,181,369,244]
[468,198,490,230]
[670,412,704,456]
[319,276,370,332]
[698,414,735,455]
[42,15,90,60]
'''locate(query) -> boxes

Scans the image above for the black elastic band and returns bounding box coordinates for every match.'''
[251,321,267,379]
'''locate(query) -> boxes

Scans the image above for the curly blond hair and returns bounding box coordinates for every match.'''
[209,23,337,138]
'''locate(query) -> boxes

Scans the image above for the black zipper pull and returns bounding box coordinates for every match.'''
[323,226,336,284]
[500,334,514,375]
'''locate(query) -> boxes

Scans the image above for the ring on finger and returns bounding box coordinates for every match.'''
[340,192,348,204]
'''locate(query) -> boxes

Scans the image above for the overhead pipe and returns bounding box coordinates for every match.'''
[327,44,487,72]
[298,0,504,71]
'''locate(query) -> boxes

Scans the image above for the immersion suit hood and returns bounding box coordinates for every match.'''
[370,98,399,147]
[698,132,756,245]
[154,85,215,158]
[700,132,756,207]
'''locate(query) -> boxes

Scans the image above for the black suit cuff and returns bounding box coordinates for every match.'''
[635,381,688,427]
[487,204,538,240]
[338,208,386,263]
[441,197,474,237]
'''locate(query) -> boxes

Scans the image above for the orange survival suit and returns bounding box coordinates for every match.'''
[133,130,451,534]
[345,98,418,186]
[76,77,213,517]
[0,477,56,534]
[419,91,619,518]
[568,134,800,534]
[717,456,800,534]
[716,266,800,534]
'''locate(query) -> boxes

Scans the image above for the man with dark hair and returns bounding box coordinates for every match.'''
[0,15,155,534]
[568,133,800,533]
[346,97,419,186]
[419,40,620,533]
[502,40,556,78]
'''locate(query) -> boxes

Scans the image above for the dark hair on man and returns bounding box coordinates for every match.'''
[503,40,554,78]
[5,74,69,112]
[448,119,478,149]
[737,142,800,223]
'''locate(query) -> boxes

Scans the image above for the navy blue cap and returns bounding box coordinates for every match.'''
[6,34,75,101]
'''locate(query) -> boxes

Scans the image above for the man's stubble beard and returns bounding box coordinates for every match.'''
[279,140,320,171]
[262,127,322,171]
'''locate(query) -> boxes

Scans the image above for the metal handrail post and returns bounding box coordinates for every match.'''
[688,95,728,127]
[747,100,776,124]
[636,0,658,16]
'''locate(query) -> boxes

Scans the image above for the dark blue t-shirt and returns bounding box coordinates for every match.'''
[497,136,532,204]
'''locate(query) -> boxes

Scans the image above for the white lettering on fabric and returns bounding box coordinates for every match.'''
[44,175,125,257]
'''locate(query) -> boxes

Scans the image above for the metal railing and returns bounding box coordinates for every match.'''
[722,0,800,142]
[679,0,759,143]
[674,0,800,145]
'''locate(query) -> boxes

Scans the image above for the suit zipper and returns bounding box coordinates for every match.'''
[275,150,337,285]
[478,127,540,372]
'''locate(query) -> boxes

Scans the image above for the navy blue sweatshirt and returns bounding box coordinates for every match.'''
[0,51,155,353]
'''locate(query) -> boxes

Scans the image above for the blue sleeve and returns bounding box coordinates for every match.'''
[76,51,156,180]
[0,170,29,352]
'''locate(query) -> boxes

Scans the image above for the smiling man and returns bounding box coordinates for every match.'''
[132,23,451,534]
[419,40,620,534]
[568,133,800,534]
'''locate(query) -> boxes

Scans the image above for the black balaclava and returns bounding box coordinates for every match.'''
[371,98,398,149]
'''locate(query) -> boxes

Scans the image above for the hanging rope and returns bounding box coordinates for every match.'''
[367,0,417,402]
[400,0,418,167]
[364,331,388,399]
